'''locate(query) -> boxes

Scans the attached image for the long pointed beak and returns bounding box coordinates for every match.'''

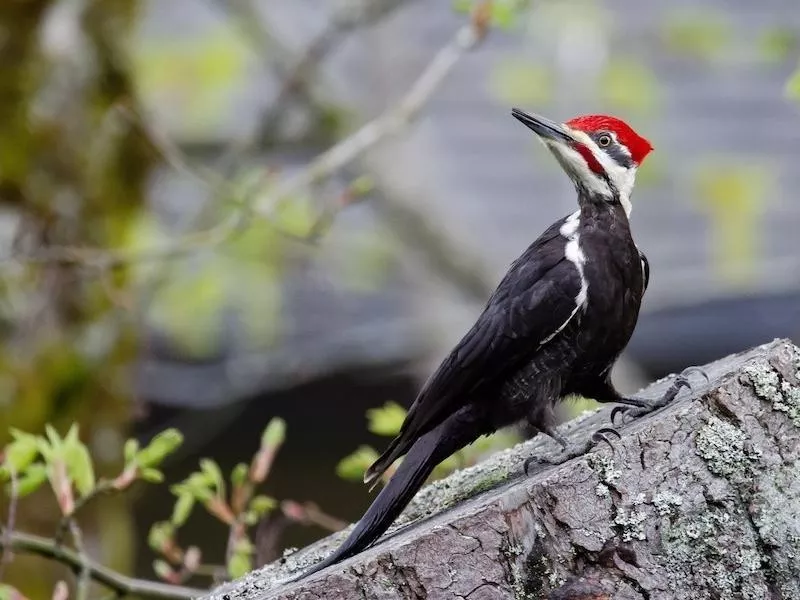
[511,108,575,145]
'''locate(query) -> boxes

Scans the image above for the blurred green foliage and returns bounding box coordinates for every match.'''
[759,27,799,63]
[694,160,772,286]
[661,9,732,61]
[599,59,660,115]
[786,65,800,104]
[490,60,553,107]
[452,0,532,29]
[132,23,250,141]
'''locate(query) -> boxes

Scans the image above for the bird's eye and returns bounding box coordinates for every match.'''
[597,134,612,148]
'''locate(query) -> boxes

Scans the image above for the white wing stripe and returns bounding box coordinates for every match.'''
[539,212,589,346]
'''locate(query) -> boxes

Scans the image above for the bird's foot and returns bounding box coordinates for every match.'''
[611,366,709,425]
[523,427,620,475]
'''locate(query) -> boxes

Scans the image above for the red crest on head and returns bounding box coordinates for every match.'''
[565,115,653,165]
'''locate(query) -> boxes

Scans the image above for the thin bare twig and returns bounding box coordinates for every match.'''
[0,5,490,270]
[0,467,18,582]
[67,521,90,600]
[0,529,204,600]
[54,480,116,546]
[251,10,490,222]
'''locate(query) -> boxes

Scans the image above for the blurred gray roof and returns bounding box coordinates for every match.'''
[134,0,800,405]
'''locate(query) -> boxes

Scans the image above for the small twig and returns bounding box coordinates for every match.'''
[55,480,115,546]
[223,520,244,582]
[250,4,491,222]
[281,500,348,533]
[0,467,18,581]
[67,521,90,600]
[0,529,204,600]
[0,6,490,271]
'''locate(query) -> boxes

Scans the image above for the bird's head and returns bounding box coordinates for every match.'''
[512,108,653,217]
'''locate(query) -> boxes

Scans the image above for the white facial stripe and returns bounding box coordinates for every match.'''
[567,129,637,217]
[543,139,609,199]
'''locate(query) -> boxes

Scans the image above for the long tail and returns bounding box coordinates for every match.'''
[298,407,486,580]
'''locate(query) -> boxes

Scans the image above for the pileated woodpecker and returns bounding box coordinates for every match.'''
[296,108,693,580]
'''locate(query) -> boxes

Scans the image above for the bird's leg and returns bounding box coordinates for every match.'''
[523,406,620,475]
[609,366,709,425]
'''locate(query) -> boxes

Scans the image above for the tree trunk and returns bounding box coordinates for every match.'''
[207,338,800,600]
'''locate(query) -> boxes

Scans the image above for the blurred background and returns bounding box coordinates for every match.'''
[0,0,799,596]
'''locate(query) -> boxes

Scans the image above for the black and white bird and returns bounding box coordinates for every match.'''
[297,108,693,580]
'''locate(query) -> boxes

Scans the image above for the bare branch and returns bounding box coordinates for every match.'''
[252,11,490,222]
[0,467,18,582]
[0,529,205,600]
[0,5,490,271]
[66,521,90,600]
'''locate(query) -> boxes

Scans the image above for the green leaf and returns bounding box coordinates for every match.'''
[141,468,164,484]
[249,495,277,517]
[65,440,95,498]
[36,437,55,463]
[451,0,472,14]
[200,459,225,496]
[172,472,214,502]
[489,59,553,107]
[136,429,183,468]
[366,402,407,437]
[171,493,195,527]
[45,425,62,453]
[153,559,174,581]
[227,551,252,579]
[12,463,48,497]
[0,584,22,600]
[261,418,286,449]
[230,463,248,487]
[148,521,174,552]
[123,439,139,464]
[336,445,380,482]
[3,434,41,474]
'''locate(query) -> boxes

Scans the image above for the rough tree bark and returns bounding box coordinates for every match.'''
[205,338,800,600]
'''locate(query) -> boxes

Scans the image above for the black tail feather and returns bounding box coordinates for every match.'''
[297,407,485,580]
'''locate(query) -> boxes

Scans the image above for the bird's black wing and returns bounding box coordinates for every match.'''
[365,219,583,483]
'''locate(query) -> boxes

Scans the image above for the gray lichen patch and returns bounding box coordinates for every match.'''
[663,508,770,598]
[747,463,800,596]
[652,490,683,517]
[743,359,800,427]
[613,493,649,542]
[695,416,762,482]
[587,453,621,497]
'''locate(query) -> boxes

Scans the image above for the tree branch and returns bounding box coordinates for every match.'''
[0,529,205,600]
[0,3,491,271]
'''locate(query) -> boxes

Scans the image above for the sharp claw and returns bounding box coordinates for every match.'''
[592,427,621,451]
[682,366,710,384]
[596,427,622,440]
[523,456,541,476]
